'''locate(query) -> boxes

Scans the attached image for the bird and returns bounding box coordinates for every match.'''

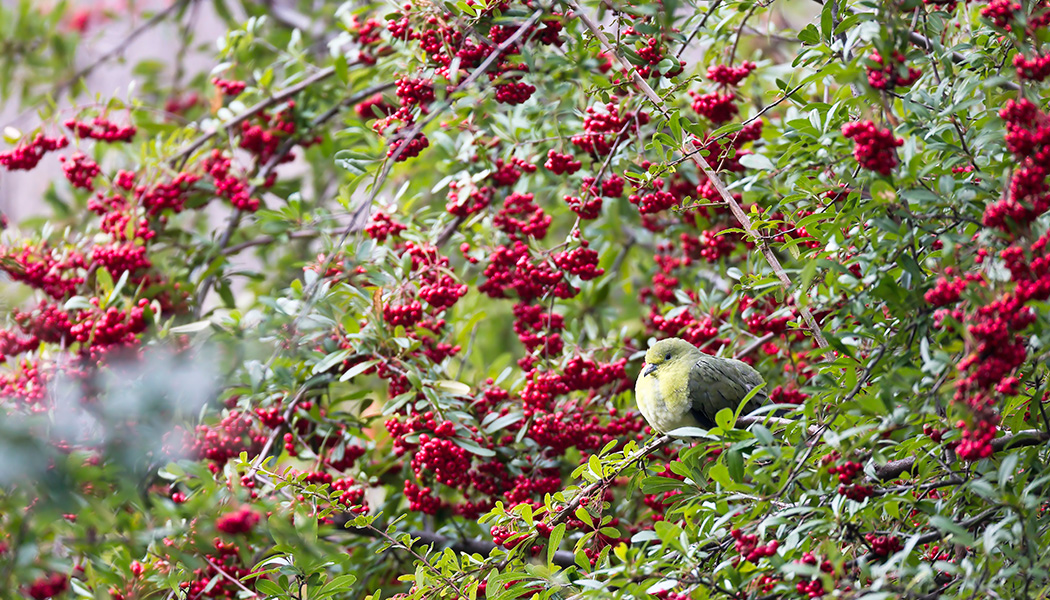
[635,337,767,434]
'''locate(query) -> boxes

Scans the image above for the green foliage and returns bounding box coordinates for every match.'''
[2,0,1050,598]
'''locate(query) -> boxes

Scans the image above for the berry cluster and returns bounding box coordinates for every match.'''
[178,539,258,598]
[865,533,902,557]
[25,573,69,600]
[60,152,101,190]
[981,0,1021,29]
[355,93,395,119]
[827,459,874,500]
[571,103,649,156]
[841,121,903,176]
[768,385,809,404]
[553,243,604,280]
[690,91,738,124]
[365,211,407,242]
[212,77,247,96]
[512,302,565,354]
[866,50,922,89]
[403,480,443,514]
[1015,53,1050,81]
[706,61,756,86]
[65,117,136,142]
[202,150,260,211]
[216,506,261,535]
[395,77,436,110]
[565,194,603,219]
[985,98,1050,229]
[796,552,834,597]
[186,410,267,468]
[445,182,492,217]
[924,267,983,306]
[0,133,69,171]
[629,189,677,214]
[0,244,87,299]
[731,528,779,563]
[544,150,582,175]
[239,102,310,168]
[384,301,424,327]
[629,34,684,79]
[409,437,472,487]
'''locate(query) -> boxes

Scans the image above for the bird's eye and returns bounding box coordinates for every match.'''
[664,352,672,360]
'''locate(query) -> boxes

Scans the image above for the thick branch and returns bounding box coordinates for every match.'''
[873,429,1050,482]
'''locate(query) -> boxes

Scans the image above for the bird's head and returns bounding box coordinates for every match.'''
[642,338,699,378]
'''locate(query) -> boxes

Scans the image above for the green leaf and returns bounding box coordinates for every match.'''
[453,437,496,457]
[483,412,524,433]
[339,359,379,382]
[170,320,213,334]
[313,349,352,374]
[574,506,594,527]
[255,579,286,596]
[739,153,774,170]
[548,523,566,566]
[96,267,114,297]
[715,407,735,430]
[929,515,976,546]
[726,447,744,483]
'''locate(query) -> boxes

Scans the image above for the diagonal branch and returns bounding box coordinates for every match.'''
[570,4,830,350]
[170,64,353,168]
[263,8,548,372]
[3,0,192,129]
[873,429,1050,481]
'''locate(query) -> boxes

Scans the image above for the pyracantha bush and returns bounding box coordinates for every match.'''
[1,0,1050,598]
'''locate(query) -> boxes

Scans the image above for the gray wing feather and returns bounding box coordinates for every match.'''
[688,355,767,428]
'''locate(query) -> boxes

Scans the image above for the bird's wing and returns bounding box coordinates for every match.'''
[687,355,766,428]
[725,358,769,408]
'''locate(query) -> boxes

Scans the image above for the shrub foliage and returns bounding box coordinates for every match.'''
[1,0,1049,598]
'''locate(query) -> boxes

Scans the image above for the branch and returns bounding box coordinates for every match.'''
[847,507,1001,568]
[570,4,830,351]
[334,520,579,567]
[221,229,330,255]
[550,434,672,526]
[872,429,1050,482]
[170,64,349,167]
[3,0,190,129]
[265,8,547,371]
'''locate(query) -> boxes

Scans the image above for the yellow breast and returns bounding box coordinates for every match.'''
[635,369,698,433]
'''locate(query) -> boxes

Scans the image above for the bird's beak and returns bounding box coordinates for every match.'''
[642,362,657,377]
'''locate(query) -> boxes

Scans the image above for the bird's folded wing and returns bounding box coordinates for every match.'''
[688,357,766,428]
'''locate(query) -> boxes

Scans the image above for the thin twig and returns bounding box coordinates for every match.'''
[3,0,191,129]
[675,0,724,59]
[205,556,260,597]
[170,64,347,168]
[571,4,830,350]
[263,8,547,373]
